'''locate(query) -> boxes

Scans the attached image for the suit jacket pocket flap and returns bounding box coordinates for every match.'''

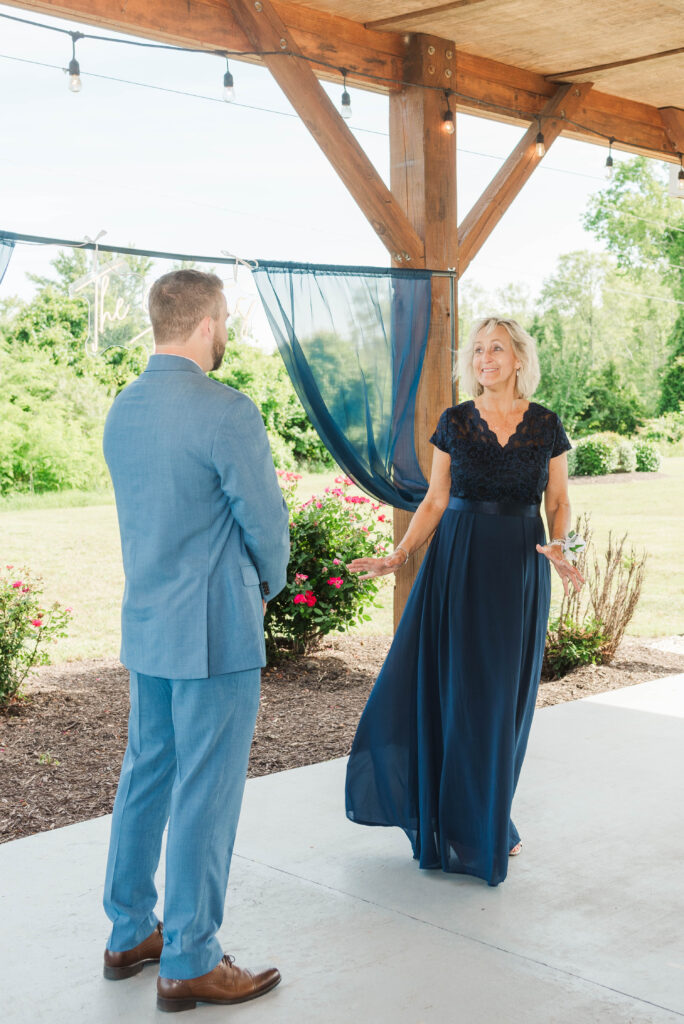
[241,564,260,587]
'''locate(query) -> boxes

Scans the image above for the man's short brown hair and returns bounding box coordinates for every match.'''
[148,269,224,345]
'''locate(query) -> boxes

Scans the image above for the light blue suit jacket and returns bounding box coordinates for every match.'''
[103,354,290,679]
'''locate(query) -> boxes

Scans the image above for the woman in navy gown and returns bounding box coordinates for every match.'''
[345,317,584,887]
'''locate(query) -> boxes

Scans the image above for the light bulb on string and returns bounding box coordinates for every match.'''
[678,153,684,194]
[340,69,352,120]
[605,137,615,179]
[223,58,234,102]
[442,90,455,135]
[535,118,545,157]
[68,32,83,93]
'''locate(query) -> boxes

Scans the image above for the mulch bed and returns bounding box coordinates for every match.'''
[1,634,683,844]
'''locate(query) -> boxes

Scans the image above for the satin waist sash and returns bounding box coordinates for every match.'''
[447,496,541,518]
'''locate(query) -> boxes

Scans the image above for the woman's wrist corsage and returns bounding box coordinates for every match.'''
[550,530,586,563]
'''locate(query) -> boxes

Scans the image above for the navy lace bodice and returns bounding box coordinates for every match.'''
[429,400,571,505]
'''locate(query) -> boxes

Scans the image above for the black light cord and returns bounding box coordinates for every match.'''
[0,9,680,161]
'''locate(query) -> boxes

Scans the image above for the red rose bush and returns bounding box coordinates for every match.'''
[264,473,391,658]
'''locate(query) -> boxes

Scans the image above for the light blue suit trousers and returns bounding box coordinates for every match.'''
[103,668,260,979]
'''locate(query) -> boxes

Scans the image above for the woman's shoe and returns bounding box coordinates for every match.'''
[509,842,523,856]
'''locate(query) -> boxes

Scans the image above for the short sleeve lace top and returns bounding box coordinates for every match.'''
[429,400,571,505]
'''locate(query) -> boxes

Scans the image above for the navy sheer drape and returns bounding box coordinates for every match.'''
[252,262,431,510]
[0,239,14,285]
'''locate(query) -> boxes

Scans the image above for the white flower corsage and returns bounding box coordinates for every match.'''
[562,530,586,563]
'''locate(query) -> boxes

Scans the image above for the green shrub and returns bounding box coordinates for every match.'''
[264,473,390,658]
[614,438,637,473]
[0,343,110,495]
[543,513,646,678]
[0,568,72,708]
[572,435,617,476]
[634,439,661,472]
[638,409,684,446]
[543,617,606,678]
[566,445,578,477]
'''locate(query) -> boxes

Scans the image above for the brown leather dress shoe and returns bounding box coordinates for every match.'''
[156,954,281,1013]
[103,922,164,980]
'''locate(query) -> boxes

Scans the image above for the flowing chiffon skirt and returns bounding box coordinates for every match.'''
[345,502,551,886]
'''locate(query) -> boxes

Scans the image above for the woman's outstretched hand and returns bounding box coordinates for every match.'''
[347,550,408,580]
[536,542,585,596]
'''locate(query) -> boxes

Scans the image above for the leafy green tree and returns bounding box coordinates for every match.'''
[658,313,684,414]
[575,361,646,435]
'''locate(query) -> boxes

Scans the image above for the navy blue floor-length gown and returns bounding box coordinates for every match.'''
[345,401,571,886]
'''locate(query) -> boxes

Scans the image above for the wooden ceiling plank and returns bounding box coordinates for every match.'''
[228,0,425,264]
[365,0,489,31]
[547,45,684,81]
[457,82,594,276]
[660,108,684,153]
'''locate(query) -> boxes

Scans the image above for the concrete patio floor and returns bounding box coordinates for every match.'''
[1,674,683,1023]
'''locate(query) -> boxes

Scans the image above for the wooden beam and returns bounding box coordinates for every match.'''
[0,0,405,93]
[3,0,681,160]
[389,34,458,627]
[450,51,679,161]
[457,82,594,277]
[226,0,424,265]
[365,0,489,31]
[660,107,684,153]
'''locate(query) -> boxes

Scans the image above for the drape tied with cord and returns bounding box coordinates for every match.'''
[252,262,432,511]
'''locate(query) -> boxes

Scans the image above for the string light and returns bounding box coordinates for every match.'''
[340,68,351,120]
[223,57,234,102]
[1,7,682,188]
[67,31,83,93]
[605,137,614,179]
[442,90,455,135]
[535,118,545,157]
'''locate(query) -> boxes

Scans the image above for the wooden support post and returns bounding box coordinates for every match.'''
[457,82,594,275]
[389,35,458,628]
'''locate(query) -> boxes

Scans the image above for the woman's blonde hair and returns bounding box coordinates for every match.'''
[458,317,540,399]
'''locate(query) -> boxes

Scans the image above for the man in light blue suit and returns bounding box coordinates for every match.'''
[101,269,289,1013]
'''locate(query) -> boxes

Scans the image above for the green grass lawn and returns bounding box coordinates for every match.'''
[2,459,682,663]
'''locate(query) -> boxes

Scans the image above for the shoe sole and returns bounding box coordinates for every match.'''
[157,974,281,1013]
[103,957,161,981]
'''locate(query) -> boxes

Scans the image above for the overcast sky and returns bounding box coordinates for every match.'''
[0,2,663,341]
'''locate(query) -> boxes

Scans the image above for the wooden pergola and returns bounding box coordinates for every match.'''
[7,0,684,621]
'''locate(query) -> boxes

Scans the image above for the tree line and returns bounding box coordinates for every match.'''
[0,157,682,496]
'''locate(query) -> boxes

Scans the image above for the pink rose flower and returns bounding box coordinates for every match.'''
[333,558,341,565]
[12,581,23,589]
[304,591,317,607]
[295,573,309,581]
[293,594,306,605]
[31,619,43,628]
[378,514,386,522]
[327,577,343,589]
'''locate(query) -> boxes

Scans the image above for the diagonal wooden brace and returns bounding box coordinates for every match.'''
[230,0,425,266]
[457,82,594,276]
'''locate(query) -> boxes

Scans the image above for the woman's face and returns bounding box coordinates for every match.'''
[472,326,520,392]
